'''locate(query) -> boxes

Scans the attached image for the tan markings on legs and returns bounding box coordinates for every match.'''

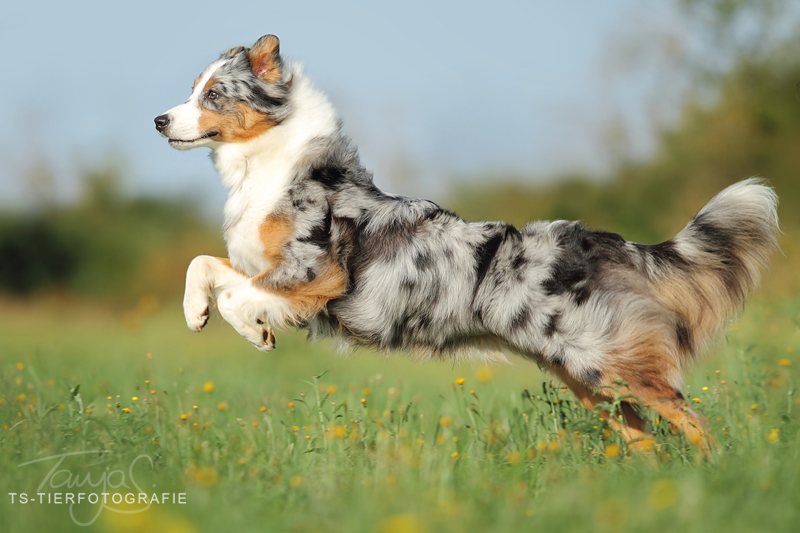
[610,359,714,456]
[251,252,348,323]
[647,398,713,455]
[552,368,649,448]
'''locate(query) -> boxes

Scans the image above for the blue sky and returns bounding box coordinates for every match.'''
[0,0,681,208]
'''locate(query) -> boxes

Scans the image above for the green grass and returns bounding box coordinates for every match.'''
[0,295,799,533]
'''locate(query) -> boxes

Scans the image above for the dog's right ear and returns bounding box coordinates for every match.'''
[249,34,282,83]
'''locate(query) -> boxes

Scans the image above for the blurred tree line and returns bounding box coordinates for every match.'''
[0,164,222,302]
[1,0,797,301]
[448,0,800,296]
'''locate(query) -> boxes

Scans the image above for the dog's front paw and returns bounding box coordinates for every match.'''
[217,292,278,352]
[184,294,211,332]
[240,320,277,353]
[261,325,276,352]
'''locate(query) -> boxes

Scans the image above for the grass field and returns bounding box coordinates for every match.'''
[1,294,798,533]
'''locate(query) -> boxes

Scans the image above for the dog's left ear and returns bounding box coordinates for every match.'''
[249,34,282,83]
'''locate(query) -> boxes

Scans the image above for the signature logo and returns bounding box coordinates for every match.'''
[13,451,179,526]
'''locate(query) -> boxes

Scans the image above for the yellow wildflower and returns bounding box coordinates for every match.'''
[475,366,493,383]
[605,444,621,458]
[766,428,779,444]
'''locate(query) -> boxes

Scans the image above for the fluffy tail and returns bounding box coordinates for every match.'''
[641,178,779,360]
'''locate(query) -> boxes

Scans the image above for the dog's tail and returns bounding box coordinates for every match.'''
[638,178,779,361]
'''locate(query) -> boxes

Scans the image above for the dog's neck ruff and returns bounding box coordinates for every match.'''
[210,63,339,193]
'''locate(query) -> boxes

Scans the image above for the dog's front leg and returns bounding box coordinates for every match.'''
[183,255,250,332]
[216,281,291,352]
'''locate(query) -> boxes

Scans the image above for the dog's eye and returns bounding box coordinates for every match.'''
[207,90,219,101]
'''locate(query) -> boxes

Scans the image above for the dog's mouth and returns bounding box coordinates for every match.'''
[168,131,219,145]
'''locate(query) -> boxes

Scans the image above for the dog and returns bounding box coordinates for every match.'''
[155,34,779,453]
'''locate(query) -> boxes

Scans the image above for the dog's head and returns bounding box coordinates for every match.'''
[154,34,291,150]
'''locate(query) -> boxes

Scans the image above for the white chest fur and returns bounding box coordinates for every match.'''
[218,153,295,277]
[208,64,340,277]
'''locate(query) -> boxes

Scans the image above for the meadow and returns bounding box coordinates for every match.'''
[3,9,800,528]
[0,290,798,533]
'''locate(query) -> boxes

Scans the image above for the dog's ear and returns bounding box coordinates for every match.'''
[249,34,282,83]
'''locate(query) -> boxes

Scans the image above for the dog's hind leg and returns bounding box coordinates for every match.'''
[641,394,713,456]
[612,369,714,456]
[553,370,650,450]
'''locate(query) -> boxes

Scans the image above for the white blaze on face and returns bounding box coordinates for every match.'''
[161,59,226,147]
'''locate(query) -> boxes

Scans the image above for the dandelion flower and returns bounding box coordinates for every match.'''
[180,414,188,420]
[122,407,131,414]
[750,404,758,410]
[288,401,295,409]
[692,398,702,403]
[326,384,337,395]
[15,363,24,371]
[217,402,227,411]
[766,428,779,444]
[132,396,139,401]
[455,377,465,386]
[289,475,303,488]
[203,382,214,394]
[778,359,791,367]
[439,416,452,427]
[475,366,493,383]
[605,444,621,458]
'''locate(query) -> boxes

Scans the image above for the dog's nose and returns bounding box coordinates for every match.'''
[154,114,171,132]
